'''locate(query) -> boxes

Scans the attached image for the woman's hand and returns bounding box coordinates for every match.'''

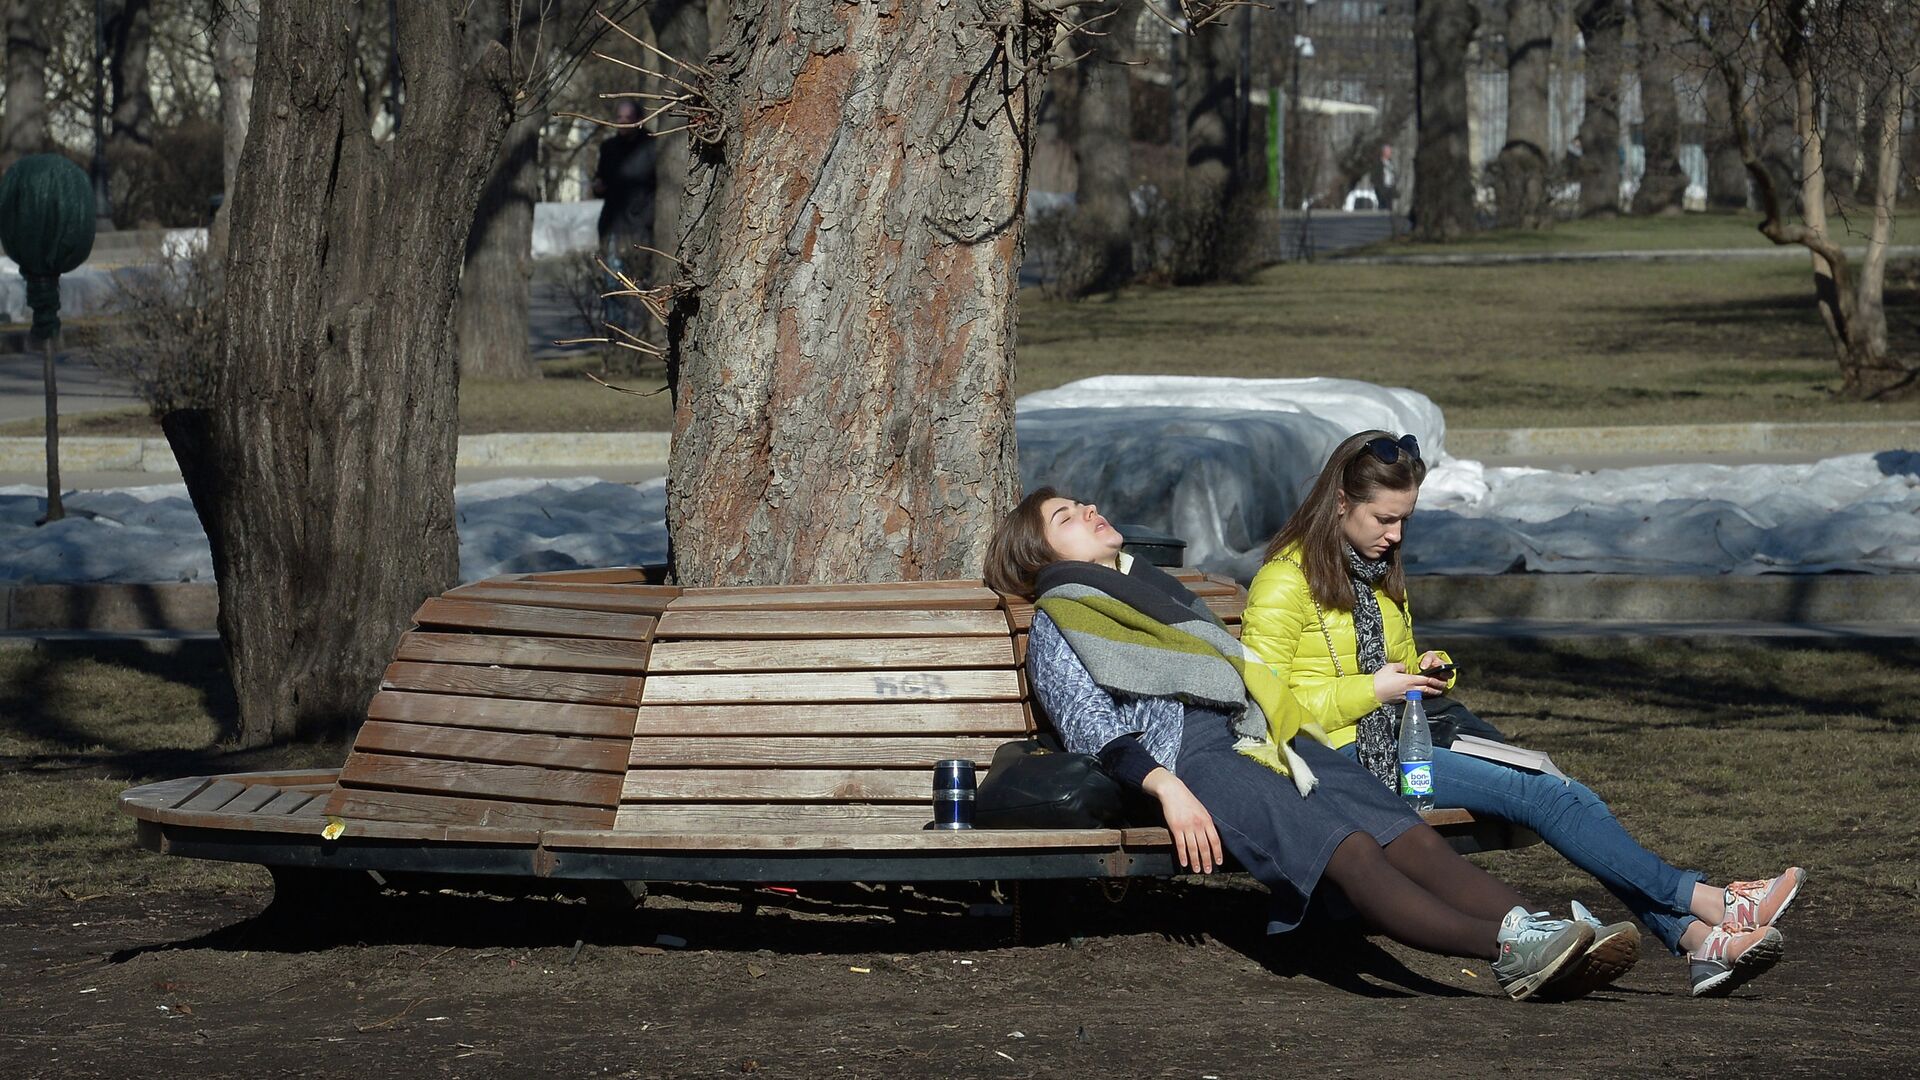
[1142,768,1223,874]
[1373,662,1446,704]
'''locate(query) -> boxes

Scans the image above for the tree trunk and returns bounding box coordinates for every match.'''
[1824,72,1861,203]
[183,0,514,746]
[1630,0,1687,214]
[103,0,154,221]
[1840,67,1914,396]
[1412,0,1479,240]
[1575,0,1623,217]
[650,0,708,298]
[1700,55,1747,210]
[1492,0,1553,229]
[209,3,256,259]
[1,0,49,173]
[455,108,540,379]
[1066,1,1136,294]
[665,0,1030,586]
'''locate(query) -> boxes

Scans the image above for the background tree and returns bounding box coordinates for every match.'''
[209,1,255,258]
[1,0,50,172]
[1575,0,1623,216]
[168,1,540,746]
[1631,0,1688,214]
[1412,0,1478,240]
[1492,0,1554,229]
[1663,0,1918,398]
[1062,0,1137,295]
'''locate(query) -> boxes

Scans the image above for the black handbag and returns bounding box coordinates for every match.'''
[974,731,1127,830]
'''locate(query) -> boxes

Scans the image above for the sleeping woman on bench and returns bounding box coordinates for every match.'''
[1241,429,1802,998]
[987,487,1612,1002]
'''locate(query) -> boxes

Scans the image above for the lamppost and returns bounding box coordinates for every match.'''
[1275,0,1315,211]
[91,0,112,230]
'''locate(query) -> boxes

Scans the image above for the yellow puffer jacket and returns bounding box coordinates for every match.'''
[1241,543,1454,749]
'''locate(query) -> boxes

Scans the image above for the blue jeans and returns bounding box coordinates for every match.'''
[1340,743,1705,952]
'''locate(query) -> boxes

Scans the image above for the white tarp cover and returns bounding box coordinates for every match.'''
[3,378,1915,583]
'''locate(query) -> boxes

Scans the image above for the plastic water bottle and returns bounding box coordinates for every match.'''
[1398,689,1436,810]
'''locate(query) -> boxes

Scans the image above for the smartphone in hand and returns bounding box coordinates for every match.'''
[1421,663,1456,680]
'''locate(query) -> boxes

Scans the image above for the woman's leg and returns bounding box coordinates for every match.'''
[1380,822,1526,920]
[1428,746,1705,952]
[1322,832,1500,960]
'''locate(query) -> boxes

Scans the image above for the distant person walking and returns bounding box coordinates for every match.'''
[593,101,659,273]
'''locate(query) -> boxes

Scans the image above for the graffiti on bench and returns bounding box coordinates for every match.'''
[871,673,950,698]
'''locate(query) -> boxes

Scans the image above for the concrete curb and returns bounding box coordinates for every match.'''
[2,421,1915,476]
[1335,244,1920,267]
[1447,421,1920,458]
[7,574,1920,633]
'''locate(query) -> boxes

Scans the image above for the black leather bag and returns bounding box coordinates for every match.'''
[974,733,1127,830]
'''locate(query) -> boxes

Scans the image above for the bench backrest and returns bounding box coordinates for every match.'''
[324,570,1247,834]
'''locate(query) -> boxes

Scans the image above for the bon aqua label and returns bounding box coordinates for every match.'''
[1399,761,1434,797]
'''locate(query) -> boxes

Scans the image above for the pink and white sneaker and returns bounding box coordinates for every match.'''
[1689,924,1785,997]
[1723,867,1804,930]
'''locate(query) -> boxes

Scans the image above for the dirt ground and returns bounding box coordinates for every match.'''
[1,865,1907,1080]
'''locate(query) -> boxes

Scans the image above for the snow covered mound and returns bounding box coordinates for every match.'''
[0,478,669,585]
[1020,375,1451,462]
[3,378,1915,584]
[1412,452,1920,575]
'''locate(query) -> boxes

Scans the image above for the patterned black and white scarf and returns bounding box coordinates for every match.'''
[1346,544,1399,787]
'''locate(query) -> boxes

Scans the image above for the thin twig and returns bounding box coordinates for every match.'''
[584,371,671,396]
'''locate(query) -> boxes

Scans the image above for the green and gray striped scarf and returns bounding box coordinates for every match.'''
[1034,560,1328,795]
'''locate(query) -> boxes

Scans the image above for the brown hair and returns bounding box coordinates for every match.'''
[984,486,1067,597]
[1262,430,1427,611]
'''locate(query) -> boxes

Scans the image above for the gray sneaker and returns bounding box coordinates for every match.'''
[1492,906,1595,1002]
[1536,900,1642,1001]
[1689,923,1785,998]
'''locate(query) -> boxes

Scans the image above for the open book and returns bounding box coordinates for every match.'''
[1449,734,1569,784]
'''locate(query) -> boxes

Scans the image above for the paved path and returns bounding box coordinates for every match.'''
[0,349,144,425]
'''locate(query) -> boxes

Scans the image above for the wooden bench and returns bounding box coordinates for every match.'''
[119,570,1535,892]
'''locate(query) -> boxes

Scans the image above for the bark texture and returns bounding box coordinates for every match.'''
[1412,0,1479,240]
[209,3,256,259]
[1,0,48,172]
[1575,0,1623,217]
[1492,0,1554,229]
[1065,0,1136,294]
[1631,0,1687,214]
[666,0,1031,586]
[181,0,514,746]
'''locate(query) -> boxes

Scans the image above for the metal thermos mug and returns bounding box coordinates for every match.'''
[931,759,976,829]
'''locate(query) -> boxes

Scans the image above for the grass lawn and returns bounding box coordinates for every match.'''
[6,214,1913,439]
[1,638,1912,912]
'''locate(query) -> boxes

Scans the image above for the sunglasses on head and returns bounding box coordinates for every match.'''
[1365,434,1420,465]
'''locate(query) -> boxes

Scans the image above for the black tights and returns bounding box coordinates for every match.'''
[1320,824,1528,960]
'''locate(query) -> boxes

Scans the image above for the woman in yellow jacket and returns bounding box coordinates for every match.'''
[1242,430,1802,998]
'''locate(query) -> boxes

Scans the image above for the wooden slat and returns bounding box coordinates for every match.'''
[629,702,1028,736]
[443,582,679,615]
[631,736,1006,768]
[338,752,624,807]
[394,632,651,674]
[176,778,249,812]
[353,720,629,773]
[1203,595,1246,622]
[258,789,319,816]
[640,669,1020,705]
[368,691,639,738]
[668,584,1002,612]
[324,788,615,830]
[622,768,939,802]
[1117,808,1481,850]
[1003,599,1035,632]
[382,661,642,707]
[548,828,1126,851]
[412,598,656,640]
[645,636,1013,673]
[655,608,1007,639]
[613,802,937,833]
[117,776,209,813]
[219,784,283,815]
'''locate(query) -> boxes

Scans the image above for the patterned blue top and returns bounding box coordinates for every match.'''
[1027,610,1187,775]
